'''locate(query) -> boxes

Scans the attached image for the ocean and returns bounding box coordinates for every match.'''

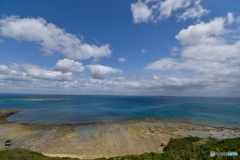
[0,94,240,127]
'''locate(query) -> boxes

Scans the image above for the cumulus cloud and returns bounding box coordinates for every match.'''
[175,17,240,61]
[0,64,33,81]
[25,65,72,81]
[27,69,71,81]
[0,63,73,81]
[0,64,23,76]
[177,0,209,21]
[118,57,126,63]
[130,0,208,23]
[55,59,84,73]
[86,64,122,79]
[160,0,192,18]
[176,17,225,46]
[146,14,240,95]
[131,0,152,23]
[0,16,111,59]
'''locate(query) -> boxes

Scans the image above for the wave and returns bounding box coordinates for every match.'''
[21,98,67,101]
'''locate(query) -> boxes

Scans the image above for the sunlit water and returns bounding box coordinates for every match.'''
[0,94,240,127]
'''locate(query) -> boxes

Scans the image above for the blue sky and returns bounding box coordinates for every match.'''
[0,0,240,96]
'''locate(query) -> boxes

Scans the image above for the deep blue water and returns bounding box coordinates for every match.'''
[0,94,240,127]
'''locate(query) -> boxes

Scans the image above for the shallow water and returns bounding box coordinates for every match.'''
[0,94,240,127]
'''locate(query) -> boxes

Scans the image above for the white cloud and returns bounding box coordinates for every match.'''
[26,65,72,81]
[181,43,240,61]
[131,0,208,23]
[174,16,240,62]
[171,46,180,56]
[55,59,84,72]
[153,75,159,80]
[160,0,192,18]
[0,64,33,81]
[0,65,10,74]
[176,17,225,46]
[227,12,234,24]
[225,12,240,24]
[177,0,209,21]
[0,16,111,60]
[131,0,152,23]
[0,64,24,77]
[146,14,240,95]
[0,63,73,81]
[1,13,240,96]
[147,58,186,71]
[146,58,237,75]
[1,61,240,96]
[86,64,122,79]
[118,57,126,63]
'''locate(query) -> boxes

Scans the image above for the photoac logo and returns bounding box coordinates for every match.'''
[210,151,238,157]
[210,151,215,157]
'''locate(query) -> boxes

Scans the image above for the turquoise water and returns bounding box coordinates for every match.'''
[0,94,240,127]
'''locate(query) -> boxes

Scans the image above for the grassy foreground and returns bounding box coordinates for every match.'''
[0,137,239,160]
[97,137,240,160]
[0,148,79,160]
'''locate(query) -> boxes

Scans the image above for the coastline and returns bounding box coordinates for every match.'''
[0,109,22,123]
[0,109,240,159]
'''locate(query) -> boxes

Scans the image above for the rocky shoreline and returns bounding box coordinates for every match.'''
[0,109,239,159]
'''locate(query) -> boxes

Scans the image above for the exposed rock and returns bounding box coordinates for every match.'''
[160,143,165,147]
[5,140,11,147]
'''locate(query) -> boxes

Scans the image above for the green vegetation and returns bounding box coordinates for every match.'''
[0,149,79,160]
[97,137,240,160]
[0,137,239,160]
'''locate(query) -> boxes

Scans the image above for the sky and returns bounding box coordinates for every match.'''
[0,0,240,96]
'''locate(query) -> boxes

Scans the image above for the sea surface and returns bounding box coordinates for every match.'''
[0,94,240,127]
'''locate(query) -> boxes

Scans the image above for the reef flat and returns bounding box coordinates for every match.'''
[0,109,239,159]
